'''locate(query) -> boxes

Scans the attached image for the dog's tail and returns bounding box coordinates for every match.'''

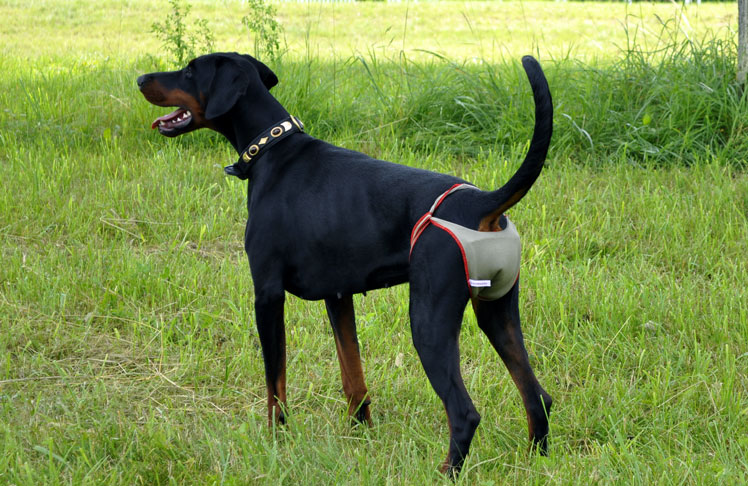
[480,56,553,231]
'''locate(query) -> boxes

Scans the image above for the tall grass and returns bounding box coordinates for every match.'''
[6,13,741,168]
[267,13,745,168]
[4,42,742,175]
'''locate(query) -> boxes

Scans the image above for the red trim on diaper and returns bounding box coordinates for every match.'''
[409,184,476,291]
[430,220,471,290]
[409,183,465,257]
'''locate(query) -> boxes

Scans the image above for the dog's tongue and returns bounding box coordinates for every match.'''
[151,108,188,129]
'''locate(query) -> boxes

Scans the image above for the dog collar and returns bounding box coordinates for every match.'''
[224,115,304,179]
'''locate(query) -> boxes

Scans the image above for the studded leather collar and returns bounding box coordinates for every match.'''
[224,115,304,180]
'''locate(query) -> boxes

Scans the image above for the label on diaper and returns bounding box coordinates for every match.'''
[469,279,491,287]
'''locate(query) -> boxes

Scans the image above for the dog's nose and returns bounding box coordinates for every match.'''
[136,74,148,88]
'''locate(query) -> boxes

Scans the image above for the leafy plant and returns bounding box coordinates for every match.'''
[151,0,215,66]
[242,0,283,62]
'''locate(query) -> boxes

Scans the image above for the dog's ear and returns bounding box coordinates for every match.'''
[202,53,279,120]
[203,57,251,120]
[242,54,278,90]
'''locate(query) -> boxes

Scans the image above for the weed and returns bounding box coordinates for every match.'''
[242,0,283,62]
[151,0,215,66]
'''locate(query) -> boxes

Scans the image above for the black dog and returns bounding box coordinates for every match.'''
[138,52,553,476]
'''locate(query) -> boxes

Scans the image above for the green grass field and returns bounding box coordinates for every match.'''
[1,1,747,484]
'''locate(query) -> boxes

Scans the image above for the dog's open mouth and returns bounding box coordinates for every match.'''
[151,108,193,135]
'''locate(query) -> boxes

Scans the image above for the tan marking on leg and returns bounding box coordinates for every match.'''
[327,296,372,425]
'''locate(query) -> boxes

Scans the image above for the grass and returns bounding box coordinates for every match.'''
[0,0,738,60]
[1,1,747,484]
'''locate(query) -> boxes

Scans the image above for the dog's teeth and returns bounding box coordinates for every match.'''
[185,110,191,117]
[159,121,165,126]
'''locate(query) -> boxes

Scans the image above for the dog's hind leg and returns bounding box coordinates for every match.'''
[255,292,288,426]
[325,294,372,425]
[409,231,479,477]
[473,282,552,454]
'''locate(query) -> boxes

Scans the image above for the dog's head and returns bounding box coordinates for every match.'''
[137,52,278,137]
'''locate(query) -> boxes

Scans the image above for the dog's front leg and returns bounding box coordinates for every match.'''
[324,295,372,425]
[255,292,288,425]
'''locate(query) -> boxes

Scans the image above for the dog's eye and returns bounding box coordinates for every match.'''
[184,67,193,79]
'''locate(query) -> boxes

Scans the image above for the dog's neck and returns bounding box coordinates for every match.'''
[213,97,290,153]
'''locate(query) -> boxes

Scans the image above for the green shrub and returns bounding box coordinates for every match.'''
[151,0,215,67]
[242,0,283,63]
